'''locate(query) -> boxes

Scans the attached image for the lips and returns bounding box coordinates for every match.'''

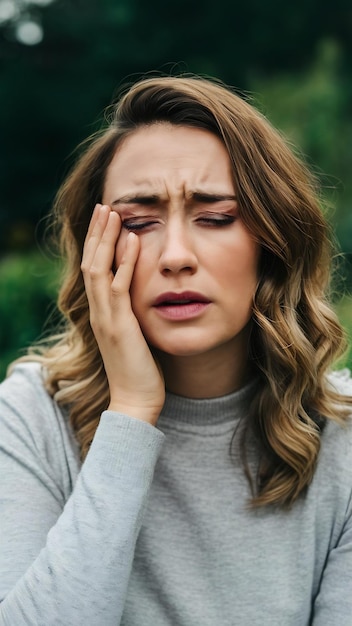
[152,291,211,321]
[153,291,211,307]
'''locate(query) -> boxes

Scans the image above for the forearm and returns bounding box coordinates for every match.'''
[0,411,164,626]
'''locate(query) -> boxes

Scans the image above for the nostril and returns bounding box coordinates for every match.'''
[158,242,198,274]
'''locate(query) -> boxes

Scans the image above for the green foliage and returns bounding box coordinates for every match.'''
[335,296,352,370]
[1,0,352,257]
[0,251,62,379]
[248,41,352,254]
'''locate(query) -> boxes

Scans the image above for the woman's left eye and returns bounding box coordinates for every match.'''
[197,215,235,227]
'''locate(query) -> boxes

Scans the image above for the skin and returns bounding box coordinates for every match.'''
[82,124,260,424]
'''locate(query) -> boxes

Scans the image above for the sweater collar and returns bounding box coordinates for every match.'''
[159,378,257,427]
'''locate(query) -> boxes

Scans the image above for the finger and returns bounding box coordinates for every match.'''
[84,216,121,318]
[110,232,140,309]
[85,203,102,241]
[82,210,121,316]
[82,205,110,267]
[82,207,120,276]
[89,211,121,277]
[82,204,109,262]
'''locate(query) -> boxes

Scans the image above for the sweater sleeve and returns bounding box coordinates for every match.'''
[311,463,352,625]
[0,364,165,625]
[311,369,352,625]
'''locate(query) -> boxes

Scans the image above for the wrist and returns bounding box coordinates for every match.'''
[107,402,161,426]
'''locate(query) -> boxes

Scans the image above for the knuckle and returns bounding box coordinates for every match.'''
[80,262,102,279]
[89,314,97,329]
[110,273,124,297]
[111,283,123,298]
[88,265,102,280]
[89,316,104,336]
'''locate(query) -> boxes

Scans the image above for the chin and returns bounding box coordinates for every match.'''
[151,344,203,357]
[146,326,251,361]
[149,337,228,358]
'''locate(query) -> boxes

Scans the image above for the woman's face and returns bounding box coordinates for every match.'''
[102,123,259,361]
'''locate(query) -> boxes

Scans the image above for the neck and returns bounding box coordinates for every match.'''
[156,347,252,399]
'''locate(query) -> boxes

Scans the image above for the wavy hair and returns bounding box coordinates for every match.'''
[18,75,351,507]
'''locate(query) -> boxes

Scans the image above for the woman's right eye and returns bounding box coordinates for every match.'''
[122,220,159,232]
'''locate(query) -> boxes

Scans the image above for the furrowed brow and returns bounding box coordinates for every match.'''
[111,191,238,207]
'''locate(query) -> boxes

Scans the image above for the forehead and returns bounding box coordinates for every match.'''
[104,123,234,196]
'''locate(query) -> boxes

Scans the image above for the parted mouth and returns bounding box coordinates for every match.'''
[153,291,211,306]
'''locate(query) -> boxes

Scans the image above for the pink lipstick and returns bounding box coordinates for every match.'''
[153,291,211,320]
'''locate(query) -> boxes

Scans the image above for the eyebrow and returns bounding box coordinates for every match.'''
[192,192,237,203]
[111,194,160,206]
[111,191,237,205]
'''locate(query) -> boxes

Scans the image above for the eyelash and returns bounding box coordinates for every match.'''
[199,215,235,227]
[122,220,159,232]
[122,215,235,232]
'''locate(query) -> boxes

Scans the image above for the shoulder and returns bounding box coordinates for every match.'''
[1,360,48,396]
[0,361,80,481]
[322,368,352,445]
[304,370,352,549]
[0,361,59,426]
[324,368,352,451]
[327,368,352,399]
[315,369,352,488]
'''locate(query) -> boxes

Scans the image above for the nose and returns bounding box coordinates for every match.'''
[158,221,198,275]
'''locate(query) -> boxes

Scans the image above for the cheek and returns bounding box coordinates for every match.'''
[220,239,259,288]
[240,238,260,282]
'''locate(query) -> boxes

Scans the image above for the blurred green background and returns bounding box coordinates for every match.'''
[0,0,351,379]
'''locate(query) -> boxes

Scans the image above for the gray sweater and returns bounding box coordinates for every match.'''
[0,362,352,625]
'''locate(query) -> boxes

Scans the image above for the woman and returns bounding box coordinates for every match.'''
[0,76,351,625]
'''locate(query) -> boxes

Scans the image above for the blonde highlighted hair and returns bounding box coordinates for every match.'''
[18,75,351,507]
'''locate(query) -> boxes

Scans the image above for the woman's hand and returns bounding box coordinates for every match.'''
[81,204,165,426]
